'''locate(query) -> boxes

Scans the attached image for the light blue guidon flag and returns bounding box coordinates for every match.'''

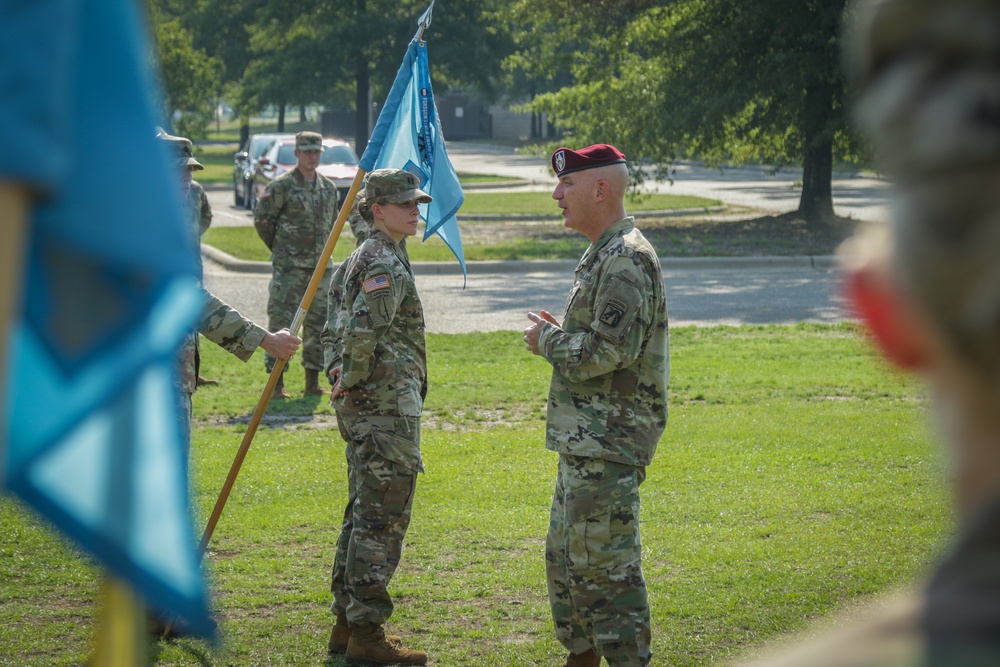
[0,0,214,637]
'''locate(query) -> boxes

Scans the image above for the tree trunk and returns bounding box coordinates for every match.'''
[798,136,834,223]
[300,105,307,124]
[354,0,369,157]
[797,83,836,225]
[277,103,286,132]
[239,113,250,149]
[355,60,369,158]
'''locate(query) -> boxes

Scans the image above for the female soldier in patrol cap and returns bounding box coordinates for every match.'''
[321,168,431,665]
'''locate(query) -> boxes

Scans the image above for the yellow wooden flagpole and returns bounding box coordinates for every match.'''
[89,576,148,666]
[0,183,29,477]
[196,169,367,557]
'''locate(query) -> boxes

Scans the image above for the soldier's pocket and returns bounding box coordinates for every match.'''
[567,468,641,571]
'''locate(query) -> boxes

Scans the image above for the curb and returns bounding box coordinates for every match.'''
[460,205,727,221]
[202,243,838,276]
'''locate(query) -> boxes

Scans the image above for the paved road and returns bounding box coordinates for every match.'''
[445,142,892,223]
[202,142,866,333]
[204,255,848,334]
[206,141,891,227]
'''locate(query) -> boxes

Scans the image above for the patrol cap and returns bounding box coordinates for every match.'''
[364,168,432,205]
[296,131,323,152]
[157,132,204,170]
[551,144,626,177]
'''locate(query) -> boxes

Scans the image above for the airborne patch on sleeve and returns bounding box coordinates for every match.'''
[599,301,627,328]
[362,273,391,293]
[594,275,641,340]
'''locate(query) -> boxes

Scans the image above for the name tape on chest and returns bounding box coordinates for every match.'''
[362,273,391,294]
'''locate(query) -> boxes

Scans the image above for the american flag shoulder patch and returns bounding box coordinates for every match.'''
[362,273,391,294]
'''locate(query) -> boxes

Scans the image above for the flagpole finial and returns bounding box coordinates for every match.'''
[414,0,435,41]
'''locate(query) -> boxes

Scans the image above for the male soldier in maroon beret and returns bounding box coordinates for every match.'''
[524,144,670,667]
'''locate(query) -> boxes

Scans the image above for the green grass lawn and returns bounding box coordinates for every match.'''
[0,324,953,666]
[461,191,719,216]
[202,190,722,263]
[202,225,591,263]
[193,143,240,186]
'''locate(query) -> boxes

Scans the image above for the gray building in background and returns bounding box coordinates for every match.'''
[321,93,557,144]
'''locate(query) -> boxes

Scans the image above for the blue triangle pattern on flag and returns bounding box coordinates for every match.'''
[2,0,214,637]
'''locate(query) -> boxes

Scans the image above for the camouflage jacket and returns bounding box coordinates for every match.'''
[253,168,338,269]
[189,180,212,236]
[176,189,267,394]
[537,217,669,467]
[322,229,427,417]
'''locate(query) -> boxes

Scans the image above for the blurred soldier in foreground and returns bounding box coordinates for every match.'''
[188,178,217,386]
[322,169,431,665]
[523,144,669,667]
[189,178,212,237]
[254,131,338,399]
[734,1,1000,665]
[160,133,300,440]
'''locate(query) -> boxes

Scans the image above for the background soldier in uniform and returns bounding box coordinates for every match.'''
[524,144,669,667]
[321,169,432,666]
[253,131,338,399]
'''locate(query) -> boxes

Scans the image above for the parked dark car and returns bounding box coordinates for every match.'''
[250,136,359,209]
[233,133,292,209]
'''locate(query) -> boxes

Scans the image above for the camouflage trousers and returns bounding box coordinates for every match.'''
[330,413,419,627]
[547,454,651,667]
[178,390,193,469]
[265,265,330,372]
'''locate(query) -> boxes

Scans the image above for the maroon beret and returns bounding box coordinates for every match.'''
[551,144,626,177]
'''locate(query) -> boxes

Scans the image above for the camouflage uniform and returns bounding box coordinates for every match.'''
[536,216,669,666]
[322,213,427,627]
[189,179,212,237]
[254,166,338,372]
[169,136,266,443]
[348,198,370,247]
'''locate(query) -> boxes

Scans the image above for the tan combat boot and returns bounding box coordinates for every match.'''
[565,648,601,667]
[345,624,427,665]
[271,374,291,400]
[328,617,351,654]
[304,369,329,396]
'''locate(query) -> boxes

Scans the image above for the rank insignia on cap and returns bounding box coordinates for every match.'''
[554,150,566,174]
[362,273,391,294]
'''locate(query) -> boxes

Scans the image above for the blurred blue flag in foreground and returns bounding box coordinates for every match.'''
[1,0,214,637]
[359,13,466,278]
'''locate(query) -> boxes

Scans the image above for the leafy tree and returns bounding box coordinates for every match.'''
[149,10,222,139]
[509,0,861,223]
[314,0,514,155]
